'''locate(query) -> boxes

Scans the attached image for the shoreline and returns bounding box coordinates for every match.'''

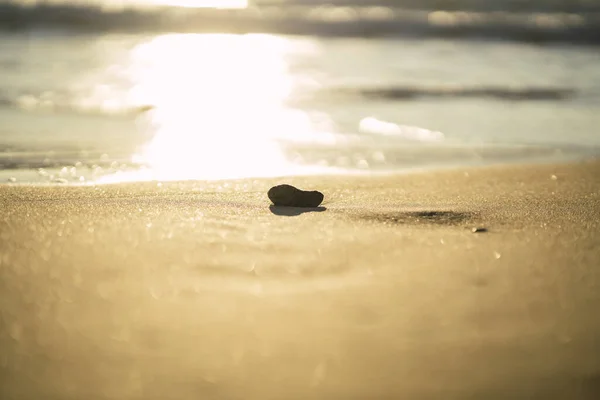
[1,152,598,187]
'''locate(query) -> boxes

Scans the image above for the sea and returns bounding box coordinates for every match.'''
[1,0,599,184]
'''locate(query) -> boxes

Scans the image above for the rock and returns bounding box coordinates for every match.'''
[471,227,488,233]
[268,184,324,208]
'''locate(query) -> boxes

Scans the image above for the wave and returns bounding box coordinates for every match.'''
[1,2,599,45]
[324,85,578,101]
[0,84,580,120]
[0,92,154,117]
[258,0,600,14]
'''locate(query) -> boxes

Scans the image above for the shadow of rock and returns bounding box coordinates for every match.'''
[269,205,327,217]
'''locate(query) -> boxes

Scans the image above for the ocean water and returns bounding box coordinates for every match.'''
[1,0,600,184]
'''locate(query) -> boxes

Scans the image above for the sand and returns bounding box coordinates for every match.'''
[1,160,600,400]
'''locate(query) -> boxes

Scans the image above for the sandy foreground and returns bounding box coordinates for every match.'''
[1,160,600,400]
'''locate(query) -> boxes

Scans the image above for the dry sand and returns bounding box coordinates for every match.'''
[1,160,600,400]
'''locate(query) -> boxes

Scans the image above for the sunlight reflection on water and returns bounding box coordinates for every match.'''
[113,33,332,182]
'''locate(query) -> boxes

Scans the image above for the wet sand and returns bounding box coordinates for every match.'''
[1,160,600,399]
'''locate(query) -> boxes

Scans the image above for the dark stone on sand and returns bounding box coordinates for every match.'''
[268,184,324,208]
[472,227,488,233]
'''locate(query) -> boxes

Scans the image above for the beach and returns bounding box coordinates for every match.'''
[1,0,600,398]
[1,159,599,399]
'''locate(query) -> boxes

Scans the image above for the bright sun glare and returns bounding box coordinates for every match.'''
[115,33,324,182]
[152,0,248,9]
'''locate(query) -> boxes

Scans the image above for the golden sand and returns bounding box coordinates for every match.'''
[1,160,599,399]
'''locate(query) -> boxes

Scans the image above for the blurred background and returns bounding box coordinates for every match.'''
[0,0,599,183]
